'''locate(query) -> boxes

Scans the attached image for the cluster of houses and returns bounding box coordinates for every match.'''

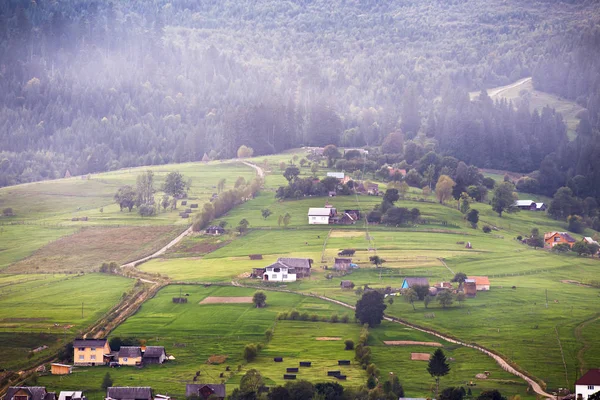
[71,339,167,368]
[543,232,600,252]
[2,384,226,400]
[399,276,490,297]
[308,205,361,225]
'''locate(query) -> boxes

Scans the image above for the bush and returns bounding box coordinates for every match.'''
[482,225,492,233]
[516,235,522,241]
[265,329,273,341]
[289,309,300,320]
[330,314,339,323]
[552,243,572,253]
[277,312,288,320]
[340,313,350,323]
[299,312,309,321]
[243,344,258,362]
[345,340,355,350]
[310,314,319,322]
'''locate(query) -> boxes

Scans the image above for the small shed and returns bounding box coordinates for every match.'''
[251,268,265,278]
[143,346,167,364]
[340,280,354,289]
[333,257,352,271]
[205,226,225,235]
[464,279,477,297]
[51,363,72,375]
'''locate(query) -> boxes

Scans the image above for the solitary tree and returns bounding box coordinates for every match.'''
[243,344,258,362]
[253,291,267,308]
[355,291,387,327]
[404,288,418,311]
[492,182,517,217]
[466,209,479,228]
[237,218,250,233]
[239,369,264,395]
[323,144,341,167]
[163,171,186,208]
[435,175,456,204]
[369,255,385,268]
[283,212,291,227]
[451,272,467,289]
[437,291,454,308]
[101,372,113,390]
[261,208,272,220]
[114,185,136,212]
[283,166,300,183]
[428,348,450,397]
[237,145,254,158]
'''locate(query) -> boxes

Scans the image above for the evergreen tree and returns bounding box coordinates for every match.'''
[427,349,450,397]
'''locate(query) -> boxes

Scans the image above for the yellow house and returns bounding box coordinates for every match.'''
[118,346,142,366]
[73,339,111,366]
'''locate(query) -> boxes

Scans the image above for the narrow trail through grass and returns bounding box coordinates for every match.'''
[574,313,600,375]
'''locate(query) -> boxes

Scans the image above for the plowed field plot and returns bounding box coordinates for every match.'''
[199,296,253,304]
[6,226,182,273]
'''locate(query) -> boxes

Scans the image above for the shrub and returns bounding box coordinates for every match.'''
[340,313,350,323]
[516,235,522,241]
[482,225,492,233]
[330,314,339,323]
[345,340,355,350]
[289,309,300,320]
[300,312,309,321]
[552,243,571,253]
[265,329,273,341]
[243,344,258,362]
[277,312,288,320]
[310,314,319,322]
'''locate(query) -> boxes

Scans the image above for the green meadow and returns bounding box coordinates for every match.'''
[39,284,531,400]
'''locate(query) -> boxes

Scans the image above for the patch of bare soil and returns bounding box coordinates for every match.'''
[411,353,431,361]
[207,355,228,364]
[561,280,595,288]
[199,296,253,304]
[7,226,182,273]
[383,341,442,347]
[316,337,342,341]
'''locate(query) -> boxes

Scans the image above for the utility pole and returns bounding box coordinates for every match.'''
[82,302,84,318]
[545,289,548,308]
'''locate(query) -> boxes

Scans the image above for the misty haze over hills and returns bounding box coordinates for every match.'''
[0,0,599,202]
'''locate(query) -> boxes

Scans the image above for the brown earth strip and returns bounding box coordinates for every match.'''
[199,296,253,304]
[384,340,442,346]
[315,337,342,341]
[411,353,431,361]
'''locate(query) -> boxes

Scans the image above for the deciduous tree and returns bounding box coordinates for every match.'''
[435,175,455,204]
[355,291,387,327]
[492,182,517,217]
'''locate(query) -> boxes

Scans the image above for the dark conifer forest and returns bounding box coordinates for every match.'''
[1,0,600,209]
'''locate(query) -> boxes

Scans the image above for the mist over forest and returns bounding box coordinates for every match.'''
[1,0,600,205]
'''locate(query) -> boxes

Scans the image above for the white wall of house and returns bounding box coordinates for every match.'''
[264,267,296,282]
[476,284,490,291]
[576,384,599,400]
[308,215,329,224]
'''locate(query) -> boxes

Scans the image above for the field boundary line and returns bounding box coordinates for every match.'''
[437,257,454,275]
[320,229,333,263]
[554,326,569,387]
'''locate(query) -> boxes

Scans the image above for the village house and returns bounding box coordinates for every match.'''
[334,210,359,225]
[142,346,167,365]
[186,384,226,400]
[401,277,430,289]
[333,257,352,271]
[73,339,111,366]
[327,172,345,180]
[576,369,600,400]
[583,237,600,255]
[258,257,312,282]
[105,388,153,400]
[50,363,72,375]
[204,225,225,235]
[118,347,142,366]
[308,207,336,224]
[469,276,490,291]
[340,280,354,289]
[544,232,577,248]
[5,388,56,400]
[58,392,85,400]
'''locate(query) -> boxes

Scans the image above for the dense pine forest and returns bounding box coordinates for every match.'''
[0,0,599,204]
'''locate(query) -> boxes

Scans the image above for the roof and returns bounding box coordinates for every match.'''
[514,200,535,207]
[58,392,84,400]
[535,202,546,209]
[51,363,72,368]
[118,347,141,358]
[576,369,600,385]
[469,276,490,286]
[143,346,165,358]
[327,172,344,179]
[544,232,576,242]
[308,207,332,216]
[73,339,107,348]
[403,277,430,287]
[6,388,56,400]
[278,257,312,269]
[106,387,152,400]
[584,237,599,245]
[186,384,226,398]
[206,225,224,231]
[464,279,476,283]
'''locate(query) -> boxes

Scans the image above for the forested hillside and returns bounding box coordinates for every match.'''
[0,0,599,187]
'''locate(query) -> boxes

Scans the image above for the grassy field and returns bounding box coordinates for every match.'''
[469,77,584,139]
[38,284,532,400]
[0,273,133,370]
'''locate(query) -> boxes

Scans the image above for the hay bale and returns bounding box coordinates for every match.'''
[274,357,283,362]
[284,374,296,380]
[327,371,340,376]
[181,201,187,206]
[287,367,299,373]
[299,362,311,367]
[190,204,199,208]
[71,217,79,221]
[335,375,347,380]
[338,360,350,365]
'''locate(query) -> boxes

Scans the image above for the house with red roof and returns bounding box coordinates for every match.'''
[576,369,600,400]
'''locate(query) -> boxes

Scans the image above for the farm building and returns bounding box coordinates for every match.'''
[51,363,72,375]
[118,346,142,366]
[514,200,547,211]
[105,387,153,400]
[328,191,337,197]
[308,207,336,224]
[5,387,56,400]
[366,183,379,195]
[251,268,266,278]
[340,280,354,289]
[575,369,600,400]
[544,232,576,248]
[142,346,167,364]
[401,277,430,289]
[333,257,352,271]
[334,211,359,225]
[469,276,490,291]
[205,226,225,235]
[464,279,477,297]
[73,338,111,366]
[58,392,85,400]
[186,384,226,400]
[327,172,345,180]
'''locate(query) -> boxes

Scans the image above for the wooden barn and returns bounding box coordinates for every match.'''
[142,346,167,364]
[186,384,226,400]
[51,363,72,375]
